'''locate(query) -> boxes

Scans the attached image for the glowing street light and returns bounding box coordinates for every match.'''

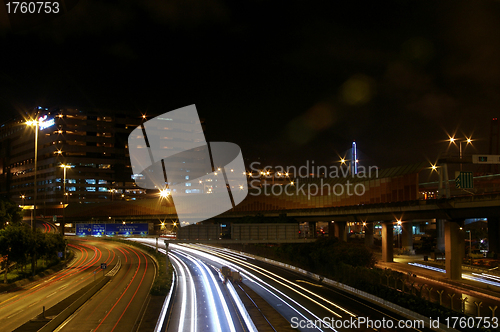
[159,188,170,199]
[448,135,473,171]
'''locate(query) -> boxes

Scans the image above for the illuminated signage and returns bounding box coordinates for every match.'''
[38,114,55,130]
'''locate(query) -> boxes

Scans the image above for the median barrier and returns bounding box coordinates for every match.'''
[38,276,110,332]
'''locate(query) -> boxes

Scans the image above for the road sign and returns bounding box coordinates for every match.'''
[101,263,107,270]
[455,172,473,189]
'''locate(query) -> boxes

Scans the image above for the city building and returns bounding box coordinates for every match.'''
[0,106,148,217]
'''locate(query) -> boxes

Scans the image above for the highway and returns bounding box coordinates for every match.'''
[55,239,155,332]
[0,238,111,331]
[128,238,248,332]
[132,238,433,332]
[0,238,154,332]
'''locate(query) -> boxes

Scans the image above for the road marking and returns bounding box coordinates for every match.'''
[47,291,57,298]
[0,294,18,305]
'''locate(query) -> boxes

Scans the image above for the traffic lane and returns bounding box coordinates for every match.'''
[169,249,245,332]
[0,239,116,332]
[176,245,350,332]
[182,244,434,332]
[129,237,247,332]
[57,241,155,332]
[167,252,204,332]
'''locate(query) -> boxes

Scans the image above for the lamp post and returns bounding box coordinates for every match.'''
[466,230,472,266]
[449,136,473,171]
[60,164,71,235]
[26,117,40,277]
[26,119,40,231]
[397,220,402,250]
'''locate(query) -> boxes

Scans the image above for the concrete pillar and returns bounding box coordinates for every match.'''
[401,221,413,252]
[309,221,316,238]
[334,222,347,241]
[445,220,462,280]
[381,221,394,262]
[364,222,374,247]
[328,221,335,238]
[436,219,445,253]
[488,217,500,256]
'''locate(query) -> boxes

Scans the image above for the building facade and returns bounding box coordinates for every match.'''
[0,106,148,216]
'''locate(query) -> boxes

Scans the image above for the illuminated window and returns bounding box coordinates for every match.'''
[86,187,96,192]
[86,179,96,184]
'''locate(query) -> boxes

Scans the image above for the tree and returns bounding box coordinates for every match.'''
[0,198,23,228]
[0,225,31,283]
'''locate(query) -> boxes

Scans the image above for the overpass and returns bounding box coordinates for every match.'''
[62,162,500,280]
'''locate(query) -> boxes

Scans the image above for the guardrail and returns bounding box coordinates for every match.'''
[220,247,458,332]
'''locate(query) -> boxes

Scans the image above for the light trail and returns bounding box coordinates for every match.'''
[172,245,333,332]
[409,262,500,287]
[173,249,226,332]
[169,253,188,332]
[177,243,355,319]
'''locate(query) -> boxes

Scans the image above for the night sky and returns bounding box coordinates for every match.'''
[1,0,500,170]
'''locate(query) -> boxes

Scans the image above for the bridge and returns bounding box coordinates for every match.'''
[61,162,500,280]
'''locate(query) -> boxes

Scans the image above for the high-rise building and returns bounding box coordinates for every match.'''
[0,107,148,215]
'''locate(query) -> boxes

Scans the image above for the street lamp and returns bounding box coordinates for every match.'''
[340,157,359,175]
[20,195,25,207]
[159,188,170,199]
[448,136,473,171]
[60,164,71,235]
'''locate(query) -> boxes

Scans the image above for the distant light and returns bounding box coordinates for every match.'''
[449,137,456,143]
[159,188,170,198]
